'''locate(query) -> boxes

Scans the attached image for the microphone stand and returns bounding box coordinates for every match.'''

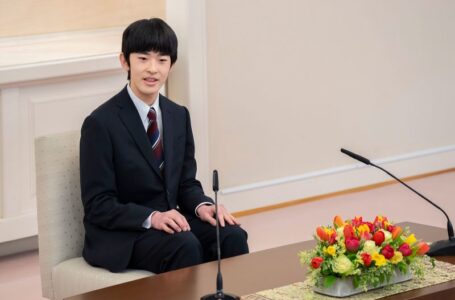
[341,148,455,256]
[201,170,240,300]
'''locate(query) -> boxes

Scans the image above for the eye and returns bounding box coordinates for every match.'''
[138,56,147,61]
[159,57,170,63]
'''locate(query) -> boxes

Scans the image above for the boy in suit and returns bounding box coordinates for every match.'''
[80,18,248,273]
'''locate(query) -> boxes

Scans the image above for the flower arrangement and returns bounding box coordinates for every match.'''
[299,215,434,291]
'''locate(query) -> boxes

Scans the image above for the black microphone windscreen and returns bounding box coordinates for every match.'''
[212,170,219,192]
[340,148,371,165]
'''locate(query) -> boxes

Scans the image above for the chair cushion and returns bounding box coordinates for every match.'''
[52,257,153,300]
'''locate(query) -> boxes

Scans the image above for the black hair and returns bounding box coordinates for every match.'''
[121,18,178,79]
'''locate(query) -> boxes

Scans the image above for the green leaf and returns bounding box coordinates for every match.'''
[353,275,360,288]
[323,275,337,288]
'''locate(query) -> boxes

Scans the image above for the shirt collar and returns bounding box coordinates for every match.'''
[126,84,160,119]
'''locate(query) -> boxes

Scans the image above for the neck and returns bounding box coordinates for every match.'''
[127,84,158,106]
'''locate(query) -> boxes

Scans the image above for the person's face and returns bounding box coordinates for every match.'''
[119,51,172,105]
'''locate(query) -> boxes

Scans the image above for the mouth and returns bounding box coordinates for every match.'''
[143,77,159,85]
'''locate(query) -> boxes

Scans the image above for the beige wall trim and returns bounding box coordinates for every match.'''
[233,168,455,218]
[223,145,455,195]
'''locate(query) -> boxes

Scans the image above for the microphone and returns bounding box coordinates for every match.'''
[340,148,455,256]
[201,170,240,300]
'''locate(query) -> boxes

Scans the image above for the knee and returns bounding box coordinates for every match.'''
[221,225,249,257]
[174,232,203,263]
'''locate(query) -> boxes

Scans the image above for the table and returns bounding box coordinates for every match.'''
[66,222,455,300]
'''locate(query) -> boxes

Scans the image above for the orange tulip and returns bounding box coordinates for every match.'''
[333,215,344,228]
[316,226,329,241]
[416,242,430,256]
[392,226,402,240]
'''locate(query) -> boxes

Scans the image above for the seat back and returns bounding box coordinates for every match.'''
[35,131,83,299]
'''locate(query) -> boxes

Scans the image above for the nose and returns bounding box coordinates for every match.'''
[146,59,158,73]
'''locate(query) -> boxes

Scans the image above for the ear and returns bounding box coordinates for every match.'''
[119,53,129,72]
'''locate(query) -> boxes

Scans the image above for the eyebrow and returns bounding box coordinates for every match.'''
[135,51,171,58]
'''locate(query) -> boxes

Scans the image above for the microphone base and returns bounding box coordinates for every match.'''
[427,239,455,256]
[201,292,240,300]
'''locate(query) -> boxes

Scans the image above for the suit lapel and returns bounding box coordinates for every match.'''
[160,96,174,186]
[116,88,163,180]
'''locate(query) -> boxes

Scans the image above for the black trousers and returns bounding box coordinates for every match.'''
[128,215,249,273]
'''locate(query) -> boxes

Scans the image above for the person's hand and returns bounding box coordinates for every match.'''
[197,204,239,227]
[151,209,191,234]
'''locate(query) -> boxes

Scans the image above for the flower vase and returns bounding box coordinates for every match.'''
[313,269,413,297]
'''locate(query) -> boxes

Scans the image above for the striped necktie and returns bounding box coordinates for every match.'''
[147,107,164,170]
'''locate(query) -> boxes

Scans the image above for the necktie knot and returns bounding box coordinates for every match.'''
[147,108,157,123]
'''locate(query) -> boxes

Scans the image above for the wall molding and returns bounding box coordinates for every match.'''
[233,167,455,217]
[0,27,123,87]
[222,144,455,195]
[219,145,455,213]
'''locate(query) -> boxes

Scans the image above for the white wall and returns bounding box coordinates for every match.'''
[168,1,455,212]
[2,0,455,247]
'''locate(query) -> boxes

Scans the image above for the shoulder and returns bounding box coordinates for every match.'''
[87,87,128,122]
[159,94,186,111]
[159,94,191,120]
[81,87,129,137]
[92,88,127,116]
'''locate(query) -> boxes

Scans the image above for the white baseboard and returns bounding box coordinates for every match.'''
[220,145,455,213]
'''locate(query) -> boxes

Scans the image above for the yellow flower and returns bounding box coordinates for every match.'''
[326,245,337,256]
[404,233,417,245]
[390,251,403,264]
[372,252,387,267]
[357,224,370,234]
[384,220,391,228]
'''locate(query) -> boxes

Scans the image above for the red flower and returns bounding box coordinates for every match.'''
[373,231,385,246]
[345,237,360,252]
[328,231,337,245]
[351,216,363,227]
[311,257,324,269]
[399,243,412,256]
[365,222,374,233]
[361,252,372,267]
[344,224,356,239]
[381,244,395,259]
[416,242,430,256]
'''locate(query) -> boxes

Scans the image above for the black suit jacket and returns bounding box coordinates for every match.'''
[80,87,213,272]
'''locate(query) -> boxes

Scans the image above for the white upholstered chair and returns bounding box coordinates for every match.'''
[35,131,153,300]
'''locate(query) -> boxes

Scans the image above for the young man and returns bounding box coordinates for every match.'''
[80,18,248,273]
